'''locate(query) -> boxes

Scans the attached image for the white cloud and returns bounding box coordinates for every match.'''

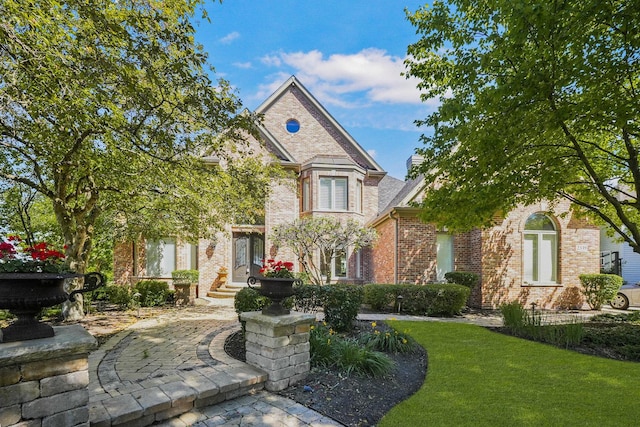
[261,48,427,106]
[233,62,252,69]
[219,31,240,44]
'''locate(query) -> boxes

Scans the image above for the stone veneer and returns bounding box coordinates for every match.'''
[0,325,97,427]
[240,311,315,392]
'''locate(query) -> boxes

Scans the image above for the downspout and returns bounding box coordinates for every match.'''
[389,210,398,284]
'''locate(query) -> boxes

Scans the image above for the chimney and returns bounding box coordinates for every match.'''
[406,154,424,174]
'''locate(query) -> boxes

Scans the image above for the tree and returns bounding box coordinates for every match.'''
[405,1,640,250]
[0,0,274,318]
[272,217,377,285]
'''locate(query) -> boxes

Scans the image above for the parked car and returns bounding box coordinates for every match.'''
[610,283,640,309]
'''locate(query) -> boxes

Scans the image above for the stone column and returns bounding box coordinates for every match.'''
[0,325,97,427]
[239,311,315,392]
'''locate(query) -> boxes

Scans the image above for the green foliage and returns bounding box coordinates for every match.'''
[590,311,640,323]
[233,287,269,317]
[0,0,277,288]
[309,322,394,377]
[272,217,377,285]
[444,271,479,289]
[133,280,170,307]
[292,283,325,313]
[106,285,133,309]
[363,283,469,316]
[500,301,584,348]
[425,284,470,316]
[363,284,400,311]
[579,274,623,309]
[309,323,337,367]
[405,0,640,253]
[359,322,418,354]
[171,269,199,284]
[332,339,394,378]
[322,284,364,332]
[500,301,528,331]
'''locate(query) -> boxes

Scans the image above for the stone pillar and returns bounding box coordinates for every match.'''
[174,283,196,306]
[240,311,315,392]
[0,325,97,427]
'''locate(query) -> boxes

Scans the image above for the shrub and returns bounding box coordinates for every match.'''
[500,301,527,332]
[97,284,132,309]
[323,284,364,332]
[292,283,325,313]
[363,284,400,311]
[425,283,470,316]
[444,271,480,289]
[309,322,336,367]
[171,269,199,284]
[359,321,417,354]
[363,283,470,316]
[332,339,394,377]
[133,280,170,307]
[233,287,269,318]
[579,274,623,310]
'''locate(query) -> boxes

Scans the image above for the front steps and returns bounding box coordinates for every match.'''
[207,283,247,299]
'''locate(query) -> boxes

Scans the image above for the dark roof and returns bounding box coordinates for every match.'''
[377,174,408,212]
[378,176,424,213]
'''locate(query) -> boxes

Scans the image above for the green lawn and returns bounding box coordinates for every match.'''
[381,321,640,427]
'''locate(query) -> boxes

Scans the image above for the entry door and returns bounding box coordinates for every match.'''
[232,233,265,283]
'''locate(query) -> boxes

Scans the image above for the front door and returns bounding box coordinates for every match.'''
[232,233,265,283]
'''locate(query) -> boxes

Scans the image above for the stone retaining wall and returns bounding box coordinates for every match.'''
[0,325,97,427]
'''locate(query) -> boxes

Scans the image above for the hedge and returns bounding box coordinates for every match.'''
[363,283,470,316]
[444,271,479,289]
[171,269,199,284]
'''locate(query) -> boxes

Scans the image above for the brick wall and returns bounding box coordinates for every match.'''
[477,200,599,309]
[371,218,395,283]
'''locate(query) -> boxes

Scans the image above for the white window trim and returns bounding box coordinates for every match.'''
[319,177,348,211]
[523,216,558,285]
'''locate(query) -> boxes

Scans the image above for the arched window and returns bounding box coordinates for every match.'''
[523,213,557,284]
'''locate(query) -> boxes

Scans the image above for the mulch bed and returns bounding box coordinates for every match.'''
[224,321,427,427]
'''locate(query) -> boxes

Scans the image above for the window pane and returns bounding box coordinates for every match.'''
[523,234,538,282]
[540,234,557,282]
[335,178,347,210]
[302,179,310,211]
[146,238,175,277]
[436,234,454,281]
[319,178,331,209]
[185,244,198,271]
[525,213,555,231]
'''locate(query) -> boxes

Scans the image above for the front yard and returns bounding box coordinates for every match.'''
[381,320,640,426]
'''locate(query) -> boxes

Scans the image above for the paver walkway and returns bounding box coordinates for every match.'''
[88,300,340,427]
[88,298,609,426]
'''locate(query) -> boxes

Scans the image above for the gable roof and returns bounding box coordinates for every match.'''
[369,175,426,227]
[254,76,385,175]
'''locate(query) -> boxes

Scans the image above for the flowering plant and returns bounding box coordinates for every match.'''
[0,235,70,274]
[259,259,295,279]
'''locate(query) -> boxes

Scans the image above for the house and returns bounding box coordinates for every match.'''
[114,76,386,295]
[369,164,600,309]
[601,228,640,285]
[114,76,600,309]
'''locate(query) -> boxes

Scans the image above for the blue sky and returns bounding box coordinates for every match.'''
[193,0,435,179]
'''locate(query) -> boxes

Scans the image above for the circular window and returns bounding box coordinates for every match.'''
[286,119,300,133]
